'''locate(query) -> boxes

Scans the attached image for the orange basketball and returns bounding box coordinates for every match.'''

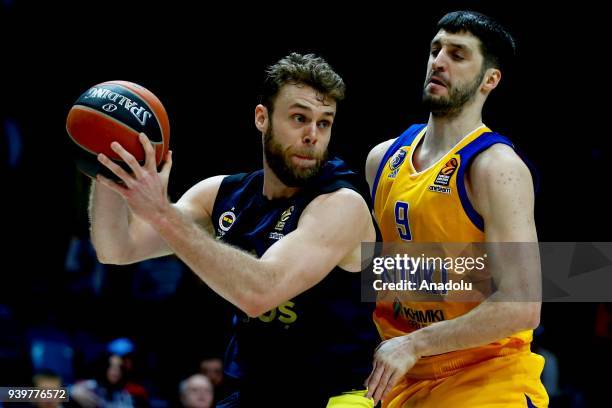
[66,80,170,178]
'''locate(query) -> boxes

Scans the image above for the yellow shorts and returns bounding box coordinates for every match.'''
[327,390,374,408]
[383,351,549,407]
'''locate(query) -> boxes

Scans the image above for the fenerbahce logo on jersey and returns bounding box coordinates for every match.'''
[388,149,407,179]
[269,205,295,241]
[429,157,458,194]
[217,209,237,237]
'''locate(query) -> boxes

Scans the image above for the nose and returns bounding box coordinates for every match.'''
[303,122,318,145]
[432,49,448,72]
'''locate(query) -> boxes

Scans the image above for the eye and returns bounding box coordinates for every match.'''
[430,48,440,57]
[317,120,331,129]
[292,114,306,123]
[453,53,465,61]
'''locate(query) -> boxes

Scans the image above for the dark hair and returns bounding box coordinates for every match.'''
[436,11,516,70]
[32,369,61,384]
[260,53,345,113]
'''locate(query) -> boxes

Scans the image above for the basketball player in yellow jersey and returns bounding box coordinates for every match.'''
[363,11,548,407]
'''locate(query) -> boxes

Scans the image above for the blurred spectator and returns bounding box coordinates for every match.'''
[198,358,223,389]
[107,338,134,362]
[199,357,226,405]
[29,329,74,385]
[179,374,213,408]
[32,369,64,408]
[71,353,148,407]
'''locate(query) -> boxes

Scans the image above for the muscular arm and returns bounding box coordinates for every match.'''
[89,175,225,265]
[149,188,373,317]
[366,144,541,402]
[408,144,541,356]
[93,136,375,318]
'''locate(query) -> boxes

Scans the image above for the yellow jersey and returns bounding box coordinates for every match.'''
[372,123,533,378]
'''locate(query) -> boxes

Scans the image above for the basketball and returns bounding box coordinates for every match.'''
[66,80,170,178]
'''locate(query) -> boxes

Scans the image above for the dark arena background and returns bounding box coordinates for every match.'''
[1,1,609,407]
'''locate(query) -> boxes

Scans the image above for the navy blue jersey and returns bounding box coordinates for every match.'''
[211,157,378,404]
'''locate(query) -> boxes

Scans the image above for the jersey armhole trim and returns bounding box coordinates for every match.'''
[371,124,426,202]
[456,132,515,232]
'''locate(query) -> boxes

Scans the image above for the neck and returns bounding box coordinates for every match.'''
[425,100,484,150]
[262,161,300,200]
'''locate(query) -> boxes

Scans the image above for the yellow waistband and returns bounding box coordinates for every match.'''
[406,339,531,380]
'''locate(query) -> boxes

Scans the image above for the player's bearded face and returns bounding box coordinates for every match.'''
[263,119,328,187]
[423,65,485,117]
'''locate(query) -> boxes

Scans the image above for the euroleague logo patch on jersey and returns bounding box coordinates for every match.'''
[387,149,407,179]
[270,205,295,240]
[435,158,458,186]
[275,205,295,231]
[219,210,237,232]
[428,158,458,194]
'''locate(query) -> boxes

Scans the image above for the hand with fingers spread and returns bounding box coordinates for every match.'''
[96,132,173,224]
[365,334,421,405]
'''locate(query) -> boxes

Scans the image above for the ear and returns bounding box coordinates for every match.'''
[255,104,269,133]
[482,68,502,93]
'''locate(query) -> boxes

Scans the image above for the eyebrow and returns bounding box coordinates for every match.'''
[431,39,470,52]
[289,102,335,117]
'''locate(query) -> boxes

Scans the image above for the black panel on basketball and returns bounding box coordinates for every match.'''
[73,83,163,144]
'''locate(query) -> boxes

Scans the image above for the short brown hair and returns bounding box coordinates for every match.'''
[260,53,345,113]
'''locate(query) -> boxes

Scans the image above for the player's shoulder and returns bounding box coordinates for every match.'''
[468,143,534,199]
[303,188,370,223]
[467,142,536,225]
[367,138,397,163]
[176,175,228,215]
[182,175,228,199]
[182,171,261,201]
[300,187,373,240]
[470,143,530,177]
[365,138,397,185]
[311,187,368,209]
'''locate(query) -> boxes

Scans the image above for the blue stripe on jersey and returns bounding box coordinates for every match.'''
[525,393,537,407]
[371,124,426,202]
[456,132,514,231]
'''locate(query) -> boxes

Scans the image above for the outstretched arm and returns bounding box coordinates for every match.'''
[150,188,372,317]
[96,135,374,317]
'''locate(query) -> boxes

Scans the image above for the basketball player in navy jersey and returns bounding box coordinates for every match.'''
[90,53,377,407]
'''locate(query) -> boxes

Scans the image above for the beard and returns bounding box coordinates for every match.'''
[263,120,328,188]
[422,67,485,118]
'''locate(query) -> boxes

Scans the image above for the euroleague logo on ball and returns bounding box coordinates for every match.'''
[84,86,153,126]
[66,80,170,179]
[102,103,117,112]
